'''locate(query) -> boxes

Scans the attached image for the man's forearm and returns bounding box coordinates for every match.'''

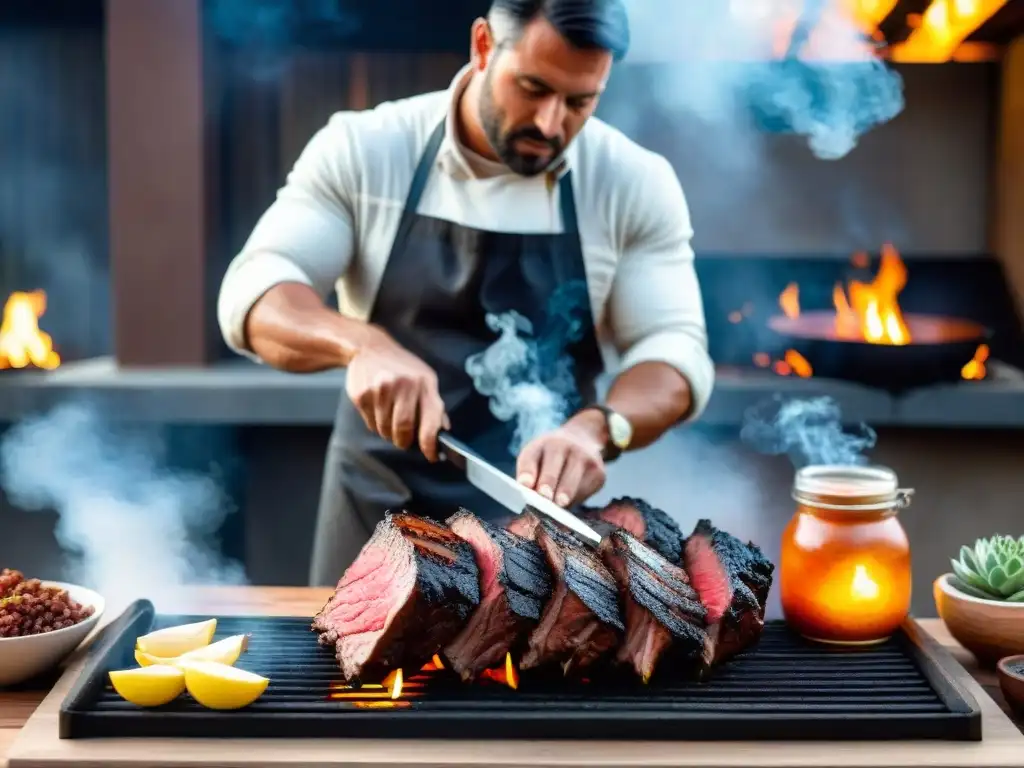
[243,283,383,373]
[571,361,694,451]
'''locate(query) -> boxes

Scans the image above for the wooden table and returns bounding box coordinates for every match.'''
[0,587,1021,768]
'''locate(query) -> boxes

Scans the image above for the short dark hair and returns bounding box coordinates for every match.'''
[487,0,630,62]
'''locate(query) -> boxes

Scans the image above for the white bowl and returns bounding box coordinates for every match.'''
[0,581,105,687]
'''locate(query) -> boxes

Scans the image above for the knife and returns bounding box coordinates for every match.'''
[437,431,603,546]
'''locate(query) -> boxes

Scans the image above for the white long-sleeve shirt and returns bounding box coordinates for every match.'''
[217,64,715,421]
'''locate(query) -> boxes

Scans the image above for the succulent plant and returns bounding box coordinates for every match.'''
[950,534,1024,602]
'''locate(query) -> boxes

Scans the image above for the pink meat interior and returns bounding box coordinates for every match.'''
[596,501,646,539]
[326,540,415,677]
[684,534,731,623]
[451,517,501,603]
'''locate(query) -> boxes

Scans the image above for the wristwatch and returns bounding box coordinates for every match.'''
[580,404,633,462]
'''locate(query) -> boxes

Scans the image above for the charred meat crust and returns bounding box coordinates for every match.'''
[442,509,552,680]
[683,518,775,664]
[693,518,773,618]
[311,511,480,684]
[519,516,625,674]
[582,497,685,564]
[600,530,713,681]
[316,506,775,687]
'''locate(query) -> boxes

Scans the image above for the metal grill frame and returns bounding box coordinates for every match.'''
[59,599,983,742]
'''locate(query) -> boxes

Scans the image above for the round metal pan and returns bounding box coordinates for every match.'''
[767,311,992,392]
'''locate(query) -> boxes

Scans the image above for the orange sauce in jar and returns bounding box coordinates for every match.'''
[781,465,914,645]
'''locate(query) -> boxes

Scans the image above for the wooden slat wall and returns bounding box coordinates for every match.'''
[993,36,1024,315]
[208,49,463,361]
[0,22,109,362]
[214,50,464,262]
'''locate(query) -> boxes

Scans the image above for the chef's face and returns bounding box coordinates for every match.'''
[472,16,611,176]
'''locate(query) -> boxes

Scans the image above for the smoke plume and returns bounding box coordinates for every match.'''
[740,395,877,467]
[206,0,360,81]
[0,402,246,615]
[468,2,905,454]
[611,0,905,161]
[466,280,591,456]
[207,0,360,46]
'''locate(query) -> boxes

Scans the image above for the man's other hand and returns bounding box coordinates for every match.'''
[345,329,450,462]
[515,413,607,507]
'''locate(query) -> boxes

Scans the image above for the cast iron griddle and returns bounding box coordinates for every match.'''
[59,599,982,741]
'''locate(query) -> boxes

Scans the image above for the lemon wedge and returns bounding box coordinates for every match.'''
[183,661,269,710]
[136,634,248,668]
[135,619,217,658]
[109,665,186,707]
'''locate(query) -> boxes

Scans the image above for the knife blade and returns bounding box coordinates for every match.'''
[437,432,603,546]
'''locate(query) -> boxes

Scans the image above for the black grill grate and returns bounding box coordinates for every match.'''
[60,600,982,741]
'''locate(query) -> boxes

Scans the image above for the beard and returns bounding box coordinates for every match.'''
[478,70,563,177]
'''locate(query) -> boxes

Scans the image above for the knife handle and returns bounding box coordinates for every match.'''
[436,430,463,468]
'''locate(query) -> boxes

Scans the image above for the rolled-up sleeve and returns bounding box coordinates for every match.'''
[217,114,358,358]
[606,153,715,422]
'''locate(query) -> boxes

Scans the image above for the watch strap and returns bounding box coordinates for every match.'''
[577,403,625,462]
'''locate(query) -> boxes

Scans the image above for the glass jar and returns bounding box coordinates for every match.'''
[780,465,914,645]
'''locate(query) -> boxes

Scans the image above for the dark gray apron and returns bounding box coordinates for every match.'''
[308,119,605,586]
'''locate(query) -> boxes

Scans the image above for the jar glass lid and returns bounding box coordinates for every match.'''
[793,464,911,511]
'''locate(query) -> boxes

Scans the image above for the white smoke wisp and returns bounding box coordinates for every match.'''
[465,311,570,456]
[0,402,247,615]
[601,429,774,545]
[613,0,906,162]
[740,395,877,467]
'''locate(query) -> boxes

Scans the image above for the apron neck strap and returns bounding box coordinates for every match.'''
[404,119,448,216]
[399,118,579,235]
[557,170,577,234]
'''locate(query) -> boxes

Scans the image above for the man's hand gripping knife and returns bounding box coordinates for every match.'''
[515,360,693,508]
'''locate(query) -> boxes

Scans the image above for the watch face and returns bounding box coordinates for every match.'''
[608,412,632,449]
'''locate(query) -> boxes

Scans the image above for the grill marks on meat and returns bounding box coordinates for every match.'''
[583,497,685,564]
[442,509,552,681]
[311,512,480,684]
[317,505,775,687]
[683,519,775,664]
[516,514,624,675]
[600,530,713,682]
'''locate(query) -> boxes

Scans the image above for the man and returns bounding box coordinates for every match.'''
[217,0,715,586]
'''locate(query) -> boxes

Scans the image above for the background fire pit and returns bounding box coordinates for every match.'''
[763,245,992,391]
[0,290,63,373]
[767,310,990,391]
[700,245,1021,392]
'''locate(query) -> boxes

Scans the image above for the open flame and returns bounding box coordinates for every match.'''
[890,0,1010,63]
[779,283,800,320]
[389,668,403,700]
[0,291,61,370]
[480,652,520,690]
[733,244,990,382]
[832,244,911,345]
[734,285,816,377]
[961,343,989,380]
[775,244,913,347]
[340,652,518,709]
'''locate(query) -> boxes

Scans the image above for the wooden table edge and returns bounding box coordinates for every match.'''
[2,588,1022,768]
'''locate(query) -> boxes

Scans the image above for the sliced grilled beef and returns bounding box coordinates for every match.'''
[311,511,480,684]
[600,530,713,682]
[516,512,625,675]
[583,497,684,564]
[442,509,552,681]
[505,511,541,540]
[683,519,775,664]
